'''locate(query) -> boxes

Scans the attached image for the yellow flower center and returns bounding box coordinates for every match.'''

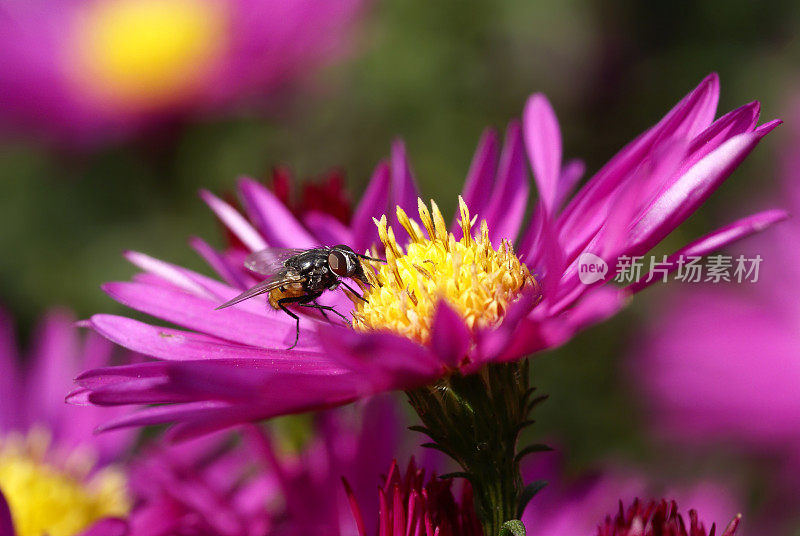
[69,0,229,109]
[352,197,537,343]
[0,428,130,536]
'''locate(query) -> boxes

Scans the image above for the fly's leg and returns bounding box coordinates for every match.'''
[300,301,349,324]
[276,292,321,350]
[340,281,367,302]
[276,298,301,350]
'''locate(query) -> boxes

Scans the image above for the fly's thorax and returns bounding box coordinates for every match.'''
[351,197,538,343]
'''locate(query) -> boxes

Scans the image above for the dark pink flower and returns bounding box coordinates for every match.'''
[75,74,785,439]
[345,458,483,536]
[596,499,740,536]
[0,0,366,145]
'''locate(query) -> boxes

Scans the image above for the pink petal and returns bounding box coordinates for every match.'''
[77,518,128,536]
[90,314,327,362]
[0,490,13,536]
[304,211,353,245]
[391,140,421,215]
[553,159,586,211]
[630,130,773,253]
[237,176,317,249]
[454,128,500,237]
[558,73,721,244]
[200,189,266,252]
[523,93,562,213]
[484,120,530,246]
[429,302,471,369]
[352,162,391,251]
[628,208,788,293]
[124,250,215,299]
[189,237,251,290]
[102,281,311,350]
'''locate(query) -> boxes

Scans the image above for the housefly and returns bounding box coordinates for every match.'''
[215,245,383,349]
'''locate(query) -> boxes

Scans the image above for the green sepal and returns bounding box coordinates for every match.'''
[516,480,548,518]
[498,520,526,536]
[438,471,474,482]
[514,443,553,464]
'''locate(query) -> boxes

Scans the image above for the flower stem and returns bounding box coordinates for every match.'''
[406,359,545,536]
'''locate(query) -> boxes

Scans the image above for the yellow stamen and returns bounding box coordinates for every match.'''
[69,0,228,109]
[0,428,130,536]
[352,196,537,343]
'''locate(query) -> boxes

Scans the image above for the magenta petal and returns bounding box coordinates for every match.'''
[320,326,444,391]
[101,281,308,349]
[0,309,20,431]
[630,130,771,252]
[484,121,530,246]
[199,189,266,252]
[683,101,760,170]
[429,302,471,368]
[454,128,500,236]
[553,159,586,211]
[90,314,325,363]
[189,237,251,290]
[352,162,391,251]
[237,176,317,249]
[558,74,720,240]
[77,519,128,536]
[523,93,562,213]
[629,208,788,293]
[125,250,216,299]
[0,490,13,536]
[390,140,422,242]
[304,211,353,245]
[28,309,78,433]
[97,402,237,432]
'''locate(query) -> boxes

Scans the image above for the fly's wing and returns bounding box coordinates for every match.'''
[215,271,304,310]
[243,248,308,276]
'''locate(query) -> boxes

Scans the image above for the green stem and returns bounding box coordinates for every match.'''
[406,359,543,536]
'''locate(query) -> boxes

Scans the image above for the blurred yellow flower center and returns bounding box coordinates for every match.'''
[70,0,228,108]
[0,428,130,536]
[352,197,537,343]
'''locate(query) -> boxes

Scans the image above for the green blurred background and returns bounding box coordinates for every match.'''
[1,0,798,530]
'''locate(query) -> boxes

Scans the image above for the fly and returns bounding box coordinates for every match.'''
[215,245,383,349]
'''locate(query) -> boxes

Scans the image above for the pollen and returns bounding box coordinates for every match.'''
[0,428,130,536]
[352,197,538,343]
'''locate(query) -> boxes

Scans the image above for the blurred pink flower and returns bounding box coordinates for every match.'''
[0,0,365,145]
[0,308,135,536]
[127,396,405,536]
[73,74,785,439]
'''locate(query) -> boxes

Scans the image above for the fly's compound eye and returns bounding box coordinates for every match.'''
[328,250,351,277]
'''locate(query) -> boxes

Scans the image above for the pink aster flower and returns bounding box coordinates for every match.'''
[74,74,784,531]
[0,0,365,145]
[76,73,784,437]
[0,307,135,536]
